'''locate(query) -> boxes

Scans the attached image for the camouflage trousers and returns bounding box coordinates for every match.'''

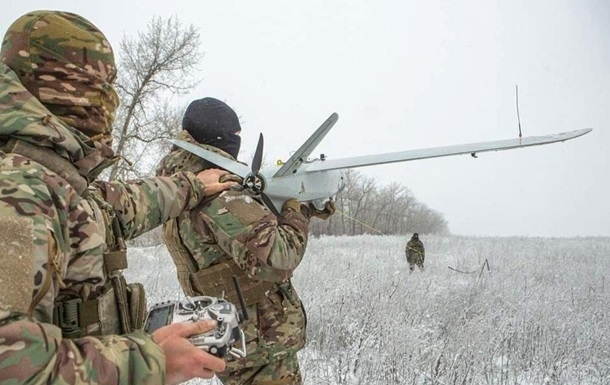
[217,282,306,385]
[406,253,424,272]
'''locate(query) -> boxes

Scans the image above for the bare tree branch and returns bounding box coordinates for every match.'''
[107,15,202,180]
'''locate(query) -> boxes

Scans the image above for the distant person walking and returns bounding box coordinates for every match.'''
[406,233,425,272]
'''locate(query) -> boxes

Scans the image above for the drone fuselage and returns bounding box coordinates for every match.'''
[260,165,345,211]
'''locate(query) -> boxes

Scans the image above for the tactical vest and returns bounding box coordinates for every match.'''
[164,219,275,307]
[3,139,146,337]
[159,140,276,305]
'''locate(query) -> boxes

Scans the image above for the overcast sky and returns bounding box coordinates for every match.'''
[2,1,609,237]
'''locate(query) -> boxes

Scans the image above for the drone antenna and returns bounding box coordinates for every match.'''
[515,85,523,138]
[232,275,249,321]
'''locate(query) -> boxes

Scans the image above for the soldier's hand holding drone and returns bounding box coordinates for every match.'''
[282,199,335,220]
[309,200,336,220]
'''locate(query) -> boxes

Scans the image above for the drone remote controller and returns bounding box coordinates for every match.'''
[144,295,247,358]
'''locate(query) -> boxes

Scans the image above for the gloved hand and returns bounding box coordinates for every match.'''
[282,198,311,218]
[309,200,336,220]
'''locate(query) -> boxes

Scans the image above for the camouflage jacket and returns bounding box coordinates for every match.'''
[0,63,207,384]
[156,130,310,285]
[156,131,311,371]
[406,239,425,258]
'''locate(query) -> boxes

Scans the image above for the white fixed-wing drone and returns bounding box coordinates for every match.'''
[172,113,591,216]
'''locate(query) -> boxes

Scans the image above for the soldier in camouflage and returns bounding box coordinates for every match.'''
[0,10,234,385]
[406,233,425,272]
[156,97,335,385]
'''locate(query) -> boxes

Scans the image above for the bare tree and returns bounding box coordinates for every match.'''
[348,173,377,235]
[314,169,449,236]
[108,16,203,180]
[373,182,413,234]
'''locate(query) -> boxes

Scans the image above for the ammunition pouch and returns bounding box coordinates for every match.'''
[191,259,276,307]
[53,282,121,338]
[102,245,131,333]
[127,282,147,330]
[52,278,147,338]
[52,218,148,337]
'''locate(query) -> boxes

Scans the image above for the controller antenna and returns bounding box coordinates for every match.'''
[232,275,249,321]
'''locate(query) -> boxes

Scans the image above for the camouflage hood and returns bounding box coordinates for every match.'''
[1,10,119,143]
[0,63,118,182]
[156,130,242,178]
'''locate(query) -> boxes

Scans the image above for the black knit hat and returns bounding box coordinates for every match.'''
[182,97,242,159]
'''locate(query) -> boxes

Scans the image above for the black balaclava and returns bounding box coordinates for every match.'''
[182,97,242,159]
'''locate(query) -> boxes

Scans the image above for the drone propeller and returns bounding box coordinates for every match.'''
[170,136,283,216]
[252,133,264,174]
[242,133,282,217]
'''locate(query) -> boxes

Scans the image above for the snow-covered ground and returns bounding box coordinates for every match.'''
[125,235,610,385]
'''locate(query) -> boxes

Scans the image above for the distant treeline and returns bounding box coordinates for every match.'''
[310,169,449,236]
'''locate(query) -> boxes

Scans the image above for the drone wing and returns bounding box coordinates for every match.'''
[273,112,339,177]
[304,128,592,172]
[170,140,252,178]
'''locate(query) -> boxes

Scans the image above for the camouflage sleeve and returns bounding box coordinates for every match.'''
[0,155,166,384]
[0,318,165,384]
[183,190,310,282]
[92,171,205,240]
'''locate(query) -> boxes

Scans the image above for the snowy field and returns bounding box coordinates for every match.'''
[125,235,610,385]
